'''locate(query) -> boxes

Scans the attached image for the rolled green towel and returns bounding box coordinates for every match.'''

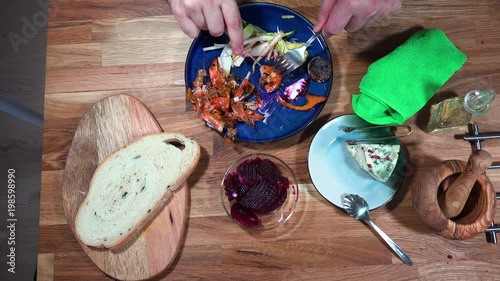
[352,28,467,125]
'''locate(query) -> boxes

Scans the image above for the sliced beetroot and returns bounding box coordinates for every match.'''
[239,179,288,214]
[225,156,291,226]
[237,158,260,185]
[256,159,286,185]
[239,179,277,213]
[230,203,259,227]
[224,172,251,201]
[223,172,240,200]
[260,181,287,214]
[276,176,290,191]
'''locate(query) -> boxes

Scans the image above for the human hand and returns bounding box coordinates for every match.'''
[168,0,244,54]
[313,0,402,37]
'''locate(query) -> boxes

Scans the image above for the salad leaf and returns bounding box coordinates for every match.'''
[243,24,255,40]
[202,21,304,73]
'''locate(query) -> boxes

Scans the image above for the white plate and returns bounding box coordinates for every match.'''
[308,114,406,210]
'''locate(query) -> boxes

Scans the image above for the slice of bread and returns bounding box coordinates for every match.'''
[75,133,200,249]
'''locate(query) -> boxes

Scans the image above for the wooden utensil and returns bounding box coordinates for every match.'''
[439,150,493,218]
[62,94,188,280]
[411,159,496,240]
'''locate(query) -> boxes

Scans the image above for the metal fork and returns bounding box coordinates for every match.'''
[343,125,412,145]
[275,31,322,75]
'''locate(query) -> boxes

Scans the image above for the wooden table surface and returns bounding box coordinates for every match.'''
[38,0,500,280]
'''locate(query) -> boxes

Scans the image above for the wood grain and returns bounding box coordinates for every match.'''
[46,43,102,69]
[47,20,93,45]
[39,0,500,280]
[61,94,188,280]
[102,38,192,66]
[48,0,171,21]
[37,253,54,281]
[92,16,184,42]
[45,63,185,94]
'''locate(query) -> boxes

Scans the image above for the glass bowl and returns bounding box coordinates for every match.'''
[221,153,299,231]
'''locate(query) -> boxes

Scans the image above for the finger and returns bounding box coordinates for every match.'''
[321,1,354,37]
[177,0,207,31]
[313,0,338,33]
[177,17,202,38]
[342,0,377,33]
[366,13,383,25]
[169,0,202,37]
[203,6,225,37]
[221,1,243,55]
[390,0,403,13]
[365,8,388,25]
[171,8,202,37]
[344,15,371,33]
[189,8,208,31]
[365,1,400,25]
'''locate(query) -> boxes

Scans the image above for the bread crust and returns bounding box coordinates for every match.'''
[74,132,200,249]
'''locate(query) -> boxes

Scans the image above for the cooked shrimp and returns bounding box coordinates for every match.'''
[187,59,266,141]
[259,65,282,93]
[209,58,226,88]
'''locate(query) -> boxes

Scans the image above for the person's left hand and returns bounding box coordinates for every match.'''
[168,0,244,54]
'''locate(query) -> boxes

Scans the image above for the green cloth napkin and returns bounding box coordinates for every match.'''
[352,28,467,125]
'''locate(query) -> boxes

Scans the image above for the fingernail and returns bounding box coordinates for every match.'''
[233,47,242,55]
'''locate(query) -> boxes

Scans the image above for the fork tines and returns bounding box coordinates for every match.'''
[275,56,295,75]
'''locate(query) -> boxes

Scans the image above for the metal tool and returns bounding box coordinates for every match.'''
[464,133,500,141]
[343,125,412,145]
[341,193,413,266]
[484,192,500,244]
[275,31,322,75]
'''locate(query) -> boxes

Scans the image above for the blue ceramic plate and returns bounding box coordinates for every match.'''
[185,3,332,142]
[308,114,406,210]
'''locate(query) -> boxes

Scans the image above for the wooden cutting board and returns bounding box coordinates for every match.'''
[61,94,188,280]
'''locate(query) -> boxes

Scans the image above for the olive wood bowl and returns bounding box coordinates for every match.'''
[410,160,496,240]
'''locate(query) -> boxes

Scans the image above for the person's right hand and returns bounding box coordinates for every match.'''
[168,0,244,55]
[314,0,402,37]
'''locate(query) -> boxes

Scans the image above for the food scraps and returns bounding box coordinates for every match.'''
[277,93,327,111]
[259,65,282,93]
[187,58,264,140]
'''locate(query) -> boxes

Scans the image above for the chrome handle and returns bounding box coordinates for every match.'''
[304,32,322,48]
[366,219,413,266]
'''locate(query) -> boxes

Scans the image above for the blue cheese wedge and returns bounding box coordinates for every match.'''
[346,143,400,182]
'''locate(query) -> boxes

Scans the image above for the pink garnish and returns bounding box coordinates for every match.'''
[386,156,391,161]
[283,77,310,101]
[367,164,372,169]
